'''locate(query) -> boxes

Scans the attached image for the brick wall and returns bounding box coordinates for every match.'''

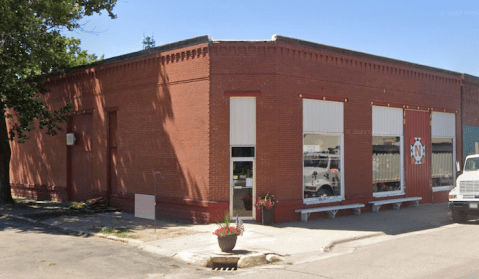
[210,38,462,222]
[10,41,213,223]
[462,74,479,127]
[10,36,467,223]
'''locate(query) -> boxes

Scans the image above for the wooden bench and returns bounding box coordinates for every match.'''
[369,197,422,213]
[295,203,365,222]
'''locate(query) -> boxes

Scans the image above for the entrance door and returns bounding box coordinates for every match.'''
[404,109,431,202]
[68,113,93,201]
[230,158,255,218]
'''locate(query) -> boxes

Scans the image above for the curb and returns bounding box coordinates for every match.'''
[321,232,386,252]
[4,213,387,269]
[4,213,285,268]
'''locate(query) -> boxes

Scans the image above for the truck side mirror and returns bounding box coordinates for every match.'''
[456,161,461,172]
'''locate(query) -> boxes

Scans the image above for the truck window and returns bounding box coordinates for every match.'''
[330,159,340,170]
[465,158,479,171]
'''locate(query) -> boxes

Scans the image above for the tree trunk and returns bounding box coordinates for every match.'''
[0,104,14,204]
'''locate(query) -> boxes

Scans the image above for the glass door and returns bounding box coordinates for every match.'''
[230,147,255,218]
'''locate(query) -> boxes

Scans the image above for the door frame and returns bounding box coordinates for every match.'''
[230,157,256,220]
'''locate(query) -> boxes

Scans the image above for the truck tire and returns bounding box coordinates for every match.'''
[452,209,468,223]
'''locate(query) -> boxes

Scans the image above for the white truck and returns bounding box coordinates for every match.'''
[303,154,341,198]
[448,154,479,223]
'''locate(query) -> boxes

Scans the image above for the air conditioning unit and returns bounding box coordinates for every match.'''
[66,133,76,145]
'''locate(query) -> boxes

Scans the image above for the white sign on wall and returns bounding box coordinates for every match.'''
[135,194,155,220]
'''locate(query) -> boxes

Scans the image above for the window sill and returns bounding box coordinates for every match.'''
[373,191,405,198]
[303,196,345,205]
[432,186,454,192]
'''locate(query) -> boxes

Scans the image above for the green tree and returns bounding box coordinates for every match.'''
[0,0,117,204]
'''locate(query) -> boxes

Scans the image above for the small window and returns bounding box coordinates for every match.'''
[232,147,255,157]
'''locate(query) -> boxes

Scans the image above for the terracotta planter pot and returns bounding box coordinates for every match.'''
[217,234,238,252]
[261,207,274,225]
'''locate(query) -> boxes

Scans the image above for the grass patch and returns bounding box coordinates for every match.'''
[49,263,56,266]
[70,201,85,210]
[97,227,134,238]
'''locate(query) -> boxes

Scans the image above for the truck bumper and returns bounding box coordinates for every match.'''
[449,201,479,213]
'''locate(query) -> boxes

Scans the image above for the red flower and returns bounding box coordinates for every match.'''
[254,194,277,209]
[214,226,241,237]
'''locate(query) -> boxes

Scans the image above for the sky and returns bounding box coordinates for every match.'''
[66,0,479,76]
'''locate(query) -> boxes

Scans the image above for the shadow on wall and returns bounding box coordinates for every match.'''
[10,53,208,222]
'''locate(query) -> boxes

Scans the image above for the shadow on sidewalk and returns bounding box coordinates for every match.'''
[274,202,456,236]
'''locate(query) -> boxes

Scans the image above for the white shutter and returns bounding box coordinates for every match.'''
[230,97,256,145]
[432,112,455,138]
[372,106,403,136]
[303,99,343,133]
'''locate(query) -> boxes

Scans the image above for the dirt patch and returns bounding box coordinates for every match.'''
[2,198,201,243]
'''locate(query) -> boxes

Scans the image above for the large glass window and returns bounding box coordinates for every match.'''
[432,138,453,187]
[372,136,401,193]
[303,134,341,199]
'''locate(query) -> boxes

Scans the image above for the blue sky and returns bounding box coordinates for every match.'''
[67,0,479,76]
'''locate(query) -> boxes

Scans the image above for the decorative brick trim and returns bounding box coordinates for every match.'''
[104,106,119,112]
[224,91,261,97]
[430,107,458,114]
[372,101,458,114]
[370,101,404,108]
[67,108,95,115]
[299,93,348,103]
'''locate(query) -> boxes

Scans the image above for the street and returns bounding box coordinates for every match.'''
[232,221,479,279]
[0,217,213,279]
[2,213,479,279]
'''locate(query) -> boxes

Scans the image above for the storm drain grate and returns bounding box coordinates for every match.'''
[211,262,238,271]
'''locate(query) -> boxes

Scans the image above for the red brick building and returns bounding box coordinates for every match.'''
[10,35,468,223]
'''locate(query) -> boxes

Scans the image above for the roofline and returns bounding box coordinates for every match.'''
[56,34,478,80]
[60,35,211,74]
[272,35,463,77]
[462,73,479,84]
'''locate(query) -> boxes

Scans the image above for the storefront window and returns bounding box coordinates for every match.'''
[303,134,341,199]
[372,136,401,192]
[432,138,453,187]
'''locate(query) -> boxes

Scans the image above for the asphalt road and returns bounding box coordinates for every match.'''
[3,209,479,279]
[228,221,479,279]
[0,217,215,279]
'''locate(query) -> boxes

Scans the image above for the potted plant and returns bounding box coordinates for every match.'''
[241,190,253,211]
[255,194,277,225]
[213,213,244,252]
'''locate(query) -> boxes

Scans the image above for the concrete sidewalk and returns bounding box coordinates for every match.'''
[0,199,453,268]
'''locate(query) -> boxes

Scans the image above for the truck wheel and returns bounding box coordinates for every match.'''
[452,209,468,223]
[317,188,332,197]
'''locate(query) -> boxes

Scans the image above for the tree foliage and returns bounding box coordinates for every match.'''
[0,0,117,203]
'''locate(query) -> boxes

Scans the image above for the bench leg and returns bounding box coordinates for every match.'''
[301,212,311,222]
[392,202,402,210]
[353,207,362,215]
[412,200,420,207]
[327,210,338,219]
[372,204,381,212]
